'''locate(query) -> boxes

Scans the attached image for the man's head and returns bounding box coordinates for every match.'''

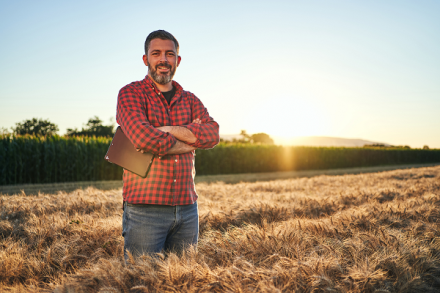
[143,30,181,86]
[145,30,179,55]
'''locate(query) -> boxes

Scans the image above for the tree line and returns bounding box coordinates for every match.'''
[2,117,115,137]
[2,118,275,144]
[220,130,275,144]
[363,143,431,150]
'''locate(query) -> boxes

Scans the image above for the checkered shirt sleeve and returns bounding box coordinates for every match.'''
[181,94,220,149]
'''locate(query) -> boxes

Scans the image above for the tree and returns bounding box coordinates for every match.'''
[239,130,251,143]
[66,116,114,137]
[12,118,59,136]
[250,133,274,144]
[0,127,10,136]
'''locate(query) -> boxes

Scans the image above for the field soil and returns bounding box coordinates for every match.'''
[1,166,440,292]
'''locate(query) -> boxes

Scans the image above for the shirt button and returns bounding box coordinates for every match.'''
[175,159,178,162]
[174,179,176,182]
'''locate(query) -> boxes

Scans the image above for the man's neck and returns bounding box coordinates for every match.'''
[149,75,173,92]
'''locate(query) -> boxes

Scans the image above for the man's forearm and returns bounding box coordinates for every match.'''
[166,140,197,154]
[157,126,197,144]
[136,140,195,155]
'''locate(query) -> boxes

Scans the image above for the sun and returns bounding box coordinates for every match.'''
[245,97,330,138]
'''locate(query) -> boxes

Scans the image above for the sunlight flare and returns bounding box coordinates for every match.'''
[246,96,330,138]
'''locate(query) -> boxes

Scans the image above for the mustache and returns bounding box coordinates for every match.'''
[155,62,171,69]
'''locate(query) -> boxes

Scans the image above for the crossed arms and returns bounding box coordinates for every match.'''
[137,118,202,155]
[116,86,219,157]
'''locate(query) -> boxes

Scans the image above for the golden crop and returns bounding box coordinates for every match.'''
[1,166,439,292]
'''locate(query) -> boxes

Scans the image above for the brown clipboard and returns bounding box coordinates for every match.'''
[104,126,154,178]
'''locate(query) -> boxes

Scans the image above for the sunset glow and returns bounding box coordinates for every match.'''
[1,1,439,148]
[246,96,330,138]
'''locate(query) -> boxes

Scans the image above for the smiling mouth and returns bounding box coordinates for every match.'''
[156,64,171,73]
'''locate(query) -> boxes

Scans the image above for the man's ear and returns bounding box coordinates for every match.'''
[142,55,149,67]
[177,55,181,67]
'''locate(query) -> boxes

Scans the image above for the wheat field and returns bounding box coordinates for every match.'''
[1,166,439,292]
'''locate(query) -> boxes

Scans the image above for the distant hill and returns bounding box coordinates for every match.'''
[220,134,391,147]
[278,136,391,147]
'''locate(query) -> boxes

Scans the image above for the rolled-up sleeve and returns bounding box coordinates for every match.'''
[183,95,220,149]
[116,85,177,156]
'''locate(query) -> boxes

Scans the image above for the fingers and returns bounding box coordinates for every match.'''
[136,148,145,153]
[192,118,202,124]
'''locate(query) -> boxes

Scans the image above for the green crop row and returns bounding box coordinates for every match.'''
[1,135,439,185]
[195,144,440,175]
[0,135,121,186]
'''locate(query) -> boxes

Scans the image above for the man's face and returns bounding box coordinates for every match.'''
[143,38,181,85]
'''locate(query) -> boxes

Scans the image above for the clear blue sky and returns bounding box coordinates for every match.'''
[1,0,439,148]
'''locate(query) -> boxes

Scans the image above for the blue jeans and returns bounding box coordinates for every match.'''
[122,201,199,259]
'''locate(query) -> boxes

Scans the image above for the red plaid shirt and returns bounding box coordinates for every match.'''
[116,76,219,205]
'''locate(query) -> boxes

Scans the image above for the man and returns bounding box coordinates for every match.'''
[116,30,219,259]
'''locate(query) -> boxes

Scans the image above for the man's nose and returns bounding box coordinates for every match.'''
[160,53,168,63]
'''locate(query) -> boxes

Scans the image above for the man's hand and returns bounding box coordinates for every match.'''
[166,140,196,154]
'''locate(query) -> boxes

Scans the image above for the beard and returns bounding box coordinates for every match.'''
[148,60,176,85]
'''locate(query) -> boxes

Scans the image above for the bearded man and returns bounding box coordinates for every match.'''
[116,30,219,259]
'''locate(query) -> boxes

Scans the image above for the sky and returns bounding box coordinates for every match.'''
[1,0,439,148]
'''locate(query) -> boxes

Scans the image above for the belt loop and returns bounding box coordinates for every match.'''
[122,200,125,211]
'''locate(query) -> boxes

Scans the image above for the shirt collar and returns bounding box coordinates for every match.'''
[143,75,183,95]
[143,76,183,107]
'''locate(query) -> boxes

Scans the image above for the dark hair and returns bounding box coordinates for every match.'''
[144,30,179,55]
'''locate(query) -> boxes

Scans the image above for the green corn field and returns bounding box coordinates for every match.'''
[0,135,122,185]
[195,143,440,175]
[1,135,440,185]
